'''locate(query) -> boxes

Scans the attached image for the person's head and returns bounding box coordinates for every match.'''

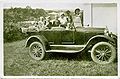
[40,17,44,21]
[46,16,51,21]
[60,12,65,18]
[55,15,59,20]
[36,18,39,22]
[66,10,71,15]
[75,8,80,15]
[34,18,37,21]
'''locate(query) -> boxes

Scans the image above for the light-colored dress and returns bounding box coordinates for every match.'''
[73,14,82,27]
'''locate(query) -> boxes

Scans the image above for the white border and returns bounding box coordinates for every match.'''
[117,0,120,77]
[1,0,118,3]
[0,0,3,78]
[1,76,119,79]
[1,0,120,78]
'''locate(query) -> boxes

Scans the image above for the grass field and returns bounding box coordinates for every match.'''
[4,39,118,76]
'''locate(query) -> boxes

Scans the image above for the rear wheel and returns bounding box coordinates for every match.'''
[29,42,45,60]
[91,42,116,64]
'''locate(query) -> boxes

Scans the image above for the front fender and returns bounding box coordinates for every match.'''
[88,35,115,43]
[25,35,50,50]
[83,35,116,51]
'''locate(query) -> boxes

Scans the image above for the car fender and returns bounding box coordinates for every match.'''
[25,35,50,50]
[82,35,116,51]
[110,33,117,45]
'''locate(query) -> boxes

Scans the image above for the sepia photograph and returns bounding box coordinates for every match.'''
[3,0,118,76]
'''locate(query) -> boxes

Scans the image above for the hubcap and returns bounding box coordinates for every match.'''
[31,44,42,58]
[94,45,111,62]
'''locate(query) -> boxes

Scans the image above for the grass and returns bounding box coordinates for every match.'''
[4,39,118,76]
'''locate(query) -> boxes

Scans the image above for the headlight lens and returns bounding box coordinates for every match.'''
[104,28,109,36]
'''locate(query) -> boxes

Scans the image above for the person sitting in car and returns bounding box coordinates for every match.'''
[73,8,83,28]
[65,10,73,24]
[28,18,39,32]
[58,13,67,28]
[65,10,73,29]
[53,15,61,27]
[45,16,52,29]
[37,17,45,29]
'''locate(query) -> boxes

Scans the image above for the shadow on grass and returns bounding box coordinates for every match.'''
[44,51,92,61]
[45,51,117,64]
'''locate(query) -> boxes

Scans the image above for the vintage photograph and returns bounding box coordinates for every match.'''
[3,1,117,76]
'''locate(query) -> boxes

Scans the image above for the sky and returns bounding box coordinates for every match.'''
[3,2,87,10]
[2,0,117,10]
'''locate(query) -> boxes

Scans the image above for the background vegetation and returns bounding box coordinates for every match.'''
[4,6,48,42]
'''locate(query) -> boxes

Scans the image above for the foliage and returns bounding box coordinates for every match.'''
[4,7,48,42]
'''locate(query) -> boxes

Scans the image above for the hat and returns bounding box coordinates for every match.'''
[75,8,80,13]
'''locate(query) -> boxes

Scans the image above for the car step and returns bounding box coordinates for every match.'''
[50,45,85,50]
[46,50,80,53]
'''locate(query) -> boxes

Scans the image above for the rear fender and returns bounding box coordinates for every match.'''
[25,35,50,50]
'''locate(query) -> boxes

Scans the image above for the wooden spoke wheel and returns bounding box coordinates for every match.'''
[29,42,45,60]
[91,42,116,64]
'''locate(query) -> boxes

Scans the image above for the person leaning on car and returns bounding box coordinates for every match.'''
[65,10,74,29]
[73,8,83,27]
[65,10,73,23]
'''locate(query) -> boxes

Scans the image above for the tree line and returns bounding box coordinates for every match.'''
[4,7,48,42]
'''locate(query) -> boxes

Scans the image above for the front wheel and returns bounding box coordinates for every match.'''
[91,42,116,64]
[29,42,45,60]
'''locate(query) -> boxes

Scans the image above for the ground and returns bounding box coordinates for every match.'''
[4,39,118,76]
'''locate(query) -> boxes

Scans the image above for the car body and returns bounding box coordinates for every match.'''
[24,26,117,64]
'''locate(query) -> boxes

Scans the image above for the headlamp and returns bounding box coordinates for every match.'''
[104,26,109,36]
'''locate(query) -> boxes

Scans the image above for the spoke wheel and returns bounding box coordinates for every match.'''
[29,42,45,60]
[91,42,116,64]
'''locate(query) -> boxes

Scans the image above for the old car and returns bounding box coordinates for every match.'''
[24,25,117,64]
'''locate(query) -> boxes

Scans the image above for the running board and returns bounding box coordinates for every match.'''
[46,50,80,53]
[50,45,86,50]
[50,45,86,47]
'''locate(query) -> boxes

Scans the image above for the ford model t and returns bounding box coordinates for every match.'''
[22,23,117,64]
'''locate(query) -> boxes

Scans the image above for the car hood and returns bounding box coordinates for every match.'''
[76,26,106,33]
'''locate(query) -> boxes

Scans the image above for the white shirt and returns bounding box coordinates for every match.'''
[58,17,67,25]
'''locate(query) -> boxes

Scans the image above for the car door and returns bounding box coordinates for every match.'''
[41,29,62,45]
[61,29,75,45]
[74,27,85,45]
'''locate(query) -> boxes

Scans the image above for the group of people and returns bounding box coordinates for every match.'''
[33,8,82,31]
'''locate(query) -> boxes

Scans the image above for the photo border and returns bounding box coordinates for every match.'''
[0,0,120,78]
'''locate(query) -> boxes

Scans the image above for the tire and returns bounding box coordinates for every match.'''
[91,42,116,64]
[29,42,45,60]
